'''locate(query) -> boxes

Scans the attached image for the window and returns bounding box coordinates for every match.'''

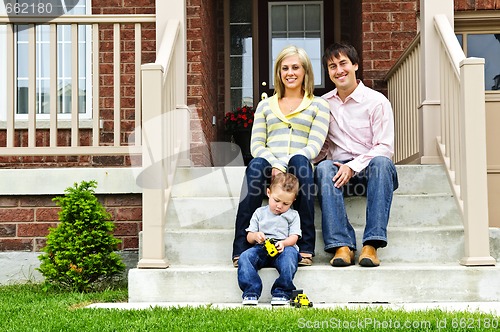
[455,13,500,92]
[269,2,324,88]
[0,0,91,121]
[229,0,253,111]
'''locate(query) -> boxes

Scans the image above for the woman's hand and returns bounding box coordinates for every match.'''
[271,167,284,179]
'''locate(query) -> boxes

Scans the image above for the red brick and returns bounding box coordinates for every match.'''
[0,224,16,237]
[0,239,33,251]
[0,197,18,207]
[18,223,57,237]
[115,207,142,221]
[0,209,34,222]
[114,222,140,236]
[121,236,139,250]
[36,208,60,222]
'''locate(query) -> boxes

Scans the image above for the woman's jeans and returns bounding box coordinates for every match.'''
[314,156,399,253]
[238,245,300,299]
[232,155,316,258]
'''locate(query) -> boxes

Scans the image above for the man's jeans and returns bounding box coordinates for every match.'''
[238,245,300,299]
[314,156,399,252]
[232,155,316,258]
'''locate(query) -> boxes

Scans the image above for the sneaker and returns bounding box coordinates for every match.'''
[242,296,258,305]
[271,296,289,306]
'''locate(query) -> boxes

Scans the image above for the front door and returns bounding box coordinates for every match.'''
[226,0,338,113]
[257,0,336,100]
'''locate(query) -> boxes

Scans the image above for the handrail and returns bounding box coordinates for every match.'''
[433,14,495,266]
[0,14,155,23]
[138,19,184,269]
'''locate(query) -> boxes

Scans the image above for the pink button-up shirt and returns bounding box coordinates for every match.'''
[318,81,394,173]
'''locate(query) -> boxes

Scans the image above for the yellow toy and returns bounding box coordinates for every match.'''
[290,290,313,308]
[264,238,279,257]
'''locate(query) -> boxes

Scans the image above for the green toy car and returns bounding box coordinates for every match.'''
[264,238,279,257]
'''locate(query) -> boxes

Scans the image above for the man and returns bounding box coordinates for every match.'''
[314,42,399,267]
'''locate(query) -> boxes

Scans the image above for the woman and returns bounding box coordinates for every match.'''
[232,45,330,267]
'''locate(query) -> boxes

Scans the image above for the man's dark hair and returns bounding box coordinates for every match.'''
[322,42,360,70]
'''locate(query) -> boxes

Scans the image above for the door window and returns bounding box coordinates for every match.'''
[269,2,324,88]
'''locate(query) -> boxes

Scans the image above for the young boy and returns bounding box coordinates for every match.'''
[237,172,302,306]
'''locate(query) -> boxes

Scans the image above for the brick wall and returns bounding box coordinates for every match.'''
[455,0,500,10]
[361,0,419,94]
[186,0,224,166]
[0,194,142,252]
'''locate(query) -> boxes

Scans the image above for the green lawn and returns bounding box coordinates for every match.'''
[1,283,498,331]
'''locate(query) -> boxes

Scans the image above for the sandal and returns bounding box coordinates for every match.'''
[298,256,313,266]
[232,257,239,268]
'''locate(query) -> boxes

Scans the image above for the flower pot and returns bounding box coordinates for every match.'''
[232,129,253,166]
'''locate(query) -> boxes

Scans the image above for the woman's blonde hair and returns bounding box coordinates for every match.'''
[273,45,315,99]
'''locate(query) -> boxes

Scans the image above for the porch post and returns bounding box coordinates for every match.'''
[156,0,191,166]
[419,0,454,164]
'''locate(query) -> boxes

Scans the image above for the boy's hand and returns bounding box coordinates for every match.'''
[254,232,266,244]
[275,240,285,253]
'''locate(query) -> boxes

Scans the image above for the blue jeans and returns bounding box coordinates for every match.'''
[314,156,398,252]
[238,245,300,299]
[232,155,316,258]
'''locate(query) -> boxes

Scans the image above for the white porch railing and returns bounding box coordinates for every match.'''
[433,14,495,266]
[386,11,495,266]
[386,35,421,164]
[0,15,155,156]
[137,19,188,268]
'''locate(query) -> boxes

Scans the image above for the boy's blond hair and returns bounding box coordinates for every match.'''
[269,173,299,198]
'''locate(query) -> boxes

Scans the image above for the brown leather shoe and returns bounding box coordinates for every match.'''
[358,245,380,267]
[329,246,355,267]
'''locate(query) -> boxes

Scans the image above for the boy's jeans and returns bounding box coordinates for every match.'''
[315,156,399,252]
[232,155,316,258]
[238,245,300,299]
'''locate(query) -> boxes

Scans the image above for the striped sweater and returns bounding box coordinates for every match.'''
[250,94,330,172]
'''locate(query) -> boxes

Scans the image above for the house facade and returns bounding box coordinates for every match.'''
[0,0,499,278]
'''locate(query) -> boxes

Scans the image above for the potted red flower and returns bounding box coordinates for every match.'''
[224,105,254,165]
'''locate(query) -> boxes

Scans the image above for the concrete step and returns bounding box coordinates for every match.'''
[166,193,461,230]
[128,264,500,303]
[163,226,465,265]
[171,165,451,198]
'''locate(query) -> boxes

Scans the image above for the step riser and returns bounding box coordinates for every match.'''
[129,266,500,303]
[172,165,451,198]
[167,195,461,229]
[162,228,465,265]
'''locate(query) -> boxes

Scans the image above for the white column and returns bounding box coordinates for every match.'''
[419,0,454,164]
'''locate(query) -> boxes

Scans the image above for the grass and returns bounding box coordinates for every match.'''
[1,283,499,331]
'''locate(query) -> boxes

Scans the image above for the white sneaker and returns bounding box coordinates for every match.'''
[271,296,289,306]
[242,296,258,305]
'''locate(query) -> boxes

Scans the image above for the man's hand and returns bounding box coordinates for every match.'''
[332,162,353,188]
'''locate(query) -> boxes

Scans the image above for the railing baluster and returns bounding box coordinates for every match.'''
[134,23,142,146]
[113,23,121,147]
[92,23,100,147]
[49,24,58,147]
[71,23,79,147]
[28,24,36,148]
[6,24,14,148]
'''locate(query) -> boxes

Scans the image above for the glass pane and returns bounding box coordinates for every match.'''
[37,79,50,114]
[271,5,286,32]
[305,5,321,31]
[17,81,28,114]
[230,24,252,54]
[467,34,500,91]
[456,34,463,48]
[230,88,253,111]
[288,5,304,32]
[230,0,252,23]
[16,43,28,78]
[79,78,86,113]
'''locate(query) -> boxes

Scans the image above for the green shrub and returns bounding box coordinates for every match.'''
[38,180,125,292]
